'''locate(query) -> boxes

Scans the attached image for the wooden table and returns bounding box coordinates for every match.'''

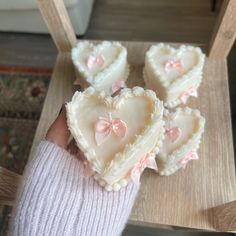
[29,41,236,230]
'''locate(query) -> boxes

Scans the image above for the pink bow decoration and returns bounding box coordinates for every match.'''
[130,153,157,185]
[179,150,199,169]
[87,54,105,69]
[94,116,127,146]
[164,59,184,73]
[165,126,182,142]
[112,80,126,93]
[180,87,198,104]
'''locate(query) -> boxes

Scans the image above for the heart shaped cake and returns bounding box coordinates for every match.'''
[144,43,205,108]
[66,87,164,191]
[72,41,129,95]
[156,107,205,176]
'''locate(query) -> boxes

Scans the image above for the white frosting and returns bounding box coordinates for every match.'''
[156,107,205,176]
[72,41,129,95]
[144,43,205,108]
[66,87,164,190]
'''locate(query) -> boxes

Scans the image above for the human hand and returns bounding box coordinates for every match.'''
[43,104,140,235]
[11,104,140,236]
[46,105,78,155]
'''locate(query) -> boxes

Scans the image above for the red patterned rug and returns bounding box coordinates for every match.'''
[0,65,52,235]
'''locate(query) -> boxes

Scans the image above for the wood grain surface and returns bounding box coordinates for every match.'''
[209,0,236,58]
[87,0,217,44]
[29,41,236,231]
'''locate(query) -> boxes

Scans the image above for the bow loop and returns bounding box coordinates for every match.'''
[164,59,183,73]
[94,116,127,145]
[87,54,105,69]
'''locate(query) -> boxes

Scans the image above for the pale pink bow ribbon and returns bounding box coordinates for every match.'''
[87,54,105,69]
[180,87,198,104]
[164,59,184,73]
[179,150,199,169]
[111,80,126,93]
[94,116,127,146]
[130,153,157,185]
[165,126,182,142]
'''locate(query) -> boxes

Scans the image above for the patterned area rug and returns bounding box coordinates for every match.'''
[0,66,51,235]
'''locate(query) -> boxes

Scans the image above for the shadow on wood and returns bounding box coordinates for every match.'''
[212,200,236,231]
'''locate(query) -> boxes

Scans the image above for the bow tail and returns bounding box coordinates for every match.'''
[180,94,189,104]
[146,154,158,171]
[130,170,141,185]
[95,129,111,146]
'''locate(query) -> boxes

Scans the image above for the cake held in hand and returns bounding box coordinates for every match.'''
[66,87,164,191]
[144,43,205,108]
[156,107,205,176]
[72,41,129,95]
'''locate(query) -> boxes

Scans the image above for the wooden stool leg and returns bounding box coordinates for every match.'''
[213,200,236,231]
[209,0,236,59]
[0,167,21,206]
[37,0,77,52]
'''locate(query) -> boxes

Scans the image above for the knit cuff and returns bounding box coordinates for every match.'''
[9,141,139,236]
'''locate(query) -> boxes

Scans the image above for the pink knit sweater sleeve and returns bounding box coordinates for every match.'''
[9,141,139,236]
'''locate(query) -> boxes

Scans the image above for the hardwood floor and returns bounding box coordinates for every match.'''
[0,33,57,68]
[86,0,217,44]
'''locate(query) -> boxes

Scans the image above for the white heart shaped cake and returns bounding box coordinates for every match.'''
[156,107,205,176]
[144,43,205,108]
[72,41,129,95]
[66,87,164,191]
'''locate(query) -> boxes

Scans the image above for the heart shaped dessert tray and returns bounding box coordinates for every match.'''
[68,41,206,191]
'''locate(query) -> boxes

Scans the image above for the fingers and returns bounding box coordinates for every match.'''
[67,139,79,155]
[46,105,70,149]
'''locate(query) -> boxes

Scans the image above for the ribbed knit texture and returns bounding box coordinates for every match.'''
[9,141,139,236]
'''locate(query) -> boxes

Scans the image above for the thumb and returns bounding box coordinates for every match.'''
[46,105,70,149]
